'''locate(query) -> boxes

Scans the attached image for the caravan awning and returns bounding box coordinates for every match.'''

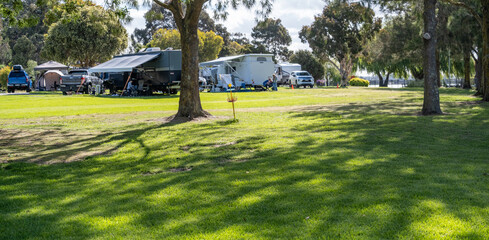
[199,55,244,67]
[89,52,161,73]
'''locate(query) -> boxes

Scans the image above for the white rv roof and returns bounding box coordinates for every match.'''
[276,62,301,67]
[200,54,274,67]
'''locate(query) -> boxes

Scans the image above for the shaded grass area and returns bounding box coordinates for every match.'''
[1,88,489,239]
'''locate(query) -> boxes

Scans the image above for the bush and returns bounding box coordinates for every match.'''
[349,77,369,87]
[0,65,11,90]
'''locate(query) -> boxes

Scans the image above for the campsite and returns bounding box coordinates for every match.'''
[2,0,489,239]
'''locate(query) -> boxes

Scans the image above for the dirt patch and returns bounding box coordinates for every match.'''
[212,142,237,148]
[0,128,120,165]
[168,167,192,173]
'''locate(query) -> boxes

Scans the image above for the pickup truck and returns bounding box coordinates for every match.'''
[7,65,32,93]
[60,69,102,94]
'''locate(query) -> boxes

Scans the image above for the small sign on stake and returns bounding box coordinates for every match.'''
[227,84,238,121]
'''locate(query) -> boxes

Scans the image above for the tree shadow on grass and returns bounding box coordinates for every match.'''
[1,103,489,239]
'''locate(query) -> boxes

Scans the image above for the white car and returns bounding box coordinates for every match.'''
[290,71,314,88]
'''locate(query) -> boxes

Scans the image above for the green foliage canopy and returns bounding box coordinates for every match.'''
[150,28,224,62]
[300,0,381,85]
[12,35,36,66]
[290,50,325,81]
[251,18,291,62]
[42,4,127,67]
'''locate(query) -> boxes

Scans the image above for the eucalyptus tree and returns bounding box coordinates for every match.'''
[251,18,292,62]
[289,50,325,81]
[361,14,422,87]
[42,4,127,67]
[144,0,274,119]
[299,0,381,86]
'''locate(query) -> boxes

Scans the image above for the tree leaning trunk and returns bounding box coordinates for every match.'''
[376,71,384,87]
[463,50,472,89]
[175,23,211,119]
[385,72,391,87]
[483,1,489,101]
[422,0,442,115]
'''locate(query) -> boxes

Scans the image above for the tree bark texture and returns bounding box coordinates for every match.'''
[436,49,442,87]
[422,0,442,115]
[176,26,211,119]
[422,0,442,114]
[474,52,482,94]
[482,1,489,101]
[463,50,472,89]
[376,72,391,87]
[156,0,211,119]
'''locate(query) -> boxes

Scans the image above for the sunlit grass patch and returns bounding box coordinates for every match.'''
[1,87,489,239]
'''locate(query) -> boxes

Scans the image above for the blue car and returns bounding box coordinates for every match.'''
[7,65,31,93]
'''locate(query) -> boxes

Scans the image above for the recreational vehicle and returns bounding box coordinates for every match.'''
[199,54,275,91]
[275,63,301,85]
[89,48,182,95]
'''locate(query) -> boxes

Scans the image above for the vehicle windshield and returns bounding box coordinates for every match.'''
[69,71,87,76]
[296,72,310,76]
[9,72,26,78]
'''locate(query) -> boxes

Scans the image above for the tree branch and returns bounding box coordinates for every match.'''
[326,58,341,73]
[441,0,482,26]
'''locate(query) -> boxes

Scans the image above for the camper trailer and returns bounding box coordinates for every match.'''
[200,54,275,91]
[275,63,301,85]
[89,48,182,95]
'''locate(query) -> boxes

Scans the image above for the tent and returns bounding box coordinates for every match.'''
[34,61,69,90]
[34,61,69,72]
[41,70,64,91]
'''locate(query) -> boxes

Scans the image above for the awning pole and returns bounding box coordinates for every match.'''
[122,72,133,95]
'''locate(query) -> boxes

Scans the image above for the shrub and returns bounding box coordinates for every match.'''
[349,77,369,87]
[0,65,11,90]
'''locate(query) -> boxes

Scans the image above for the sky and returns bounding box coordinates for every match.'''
[122,0,327,51]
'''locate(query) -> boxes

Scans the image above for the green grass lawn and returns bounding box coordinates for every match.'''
[1,87,489,239]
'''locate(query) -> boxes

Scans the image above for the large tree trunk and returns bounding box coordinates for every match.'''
[175,23,211,119]
[474,52,482,95]
[376,71,384,87]
[463,50,472,89]
[422,0,442,115]
[483,1,489,101]
[384,72,391,87]
[436,49,442,87]
[159,0,211,120]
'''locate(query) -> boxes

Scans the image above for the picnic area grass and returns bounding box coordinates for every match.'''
[1,87,489,239]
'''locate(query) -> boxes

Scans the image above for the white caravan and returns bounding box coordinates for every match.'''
[275,62,301,85]
[200,54,275,90]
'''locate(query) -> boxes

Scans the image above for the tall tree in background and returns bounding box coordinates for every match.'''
[149,28,224,62]
[12,36,35,66]
[42,4,127,67]
[300,0,381,86]
[251,18,291,62]
[151,0,273,119]
[289,50,325,81]
[0,18,12,65]
[361,14,422,87]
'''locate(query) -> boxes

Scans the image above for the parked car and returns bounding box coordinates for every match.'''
[60,69,102,94]
[7,65,32,93]
[290,71,314,88]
